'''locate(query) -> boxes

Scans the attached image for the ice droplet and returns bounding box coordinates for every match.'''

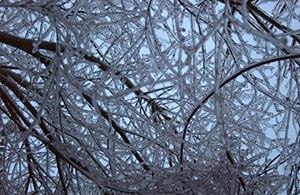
[32,42,40,53]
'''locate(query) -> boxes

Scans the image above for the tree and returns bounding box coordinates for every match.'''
[0,0,299,194]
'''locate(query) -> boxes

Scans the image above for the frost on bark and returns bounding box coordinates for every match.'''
[0,0,300,194]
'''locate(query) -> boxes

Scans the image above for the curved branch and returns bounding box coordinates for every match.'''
[180,53,300,163]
